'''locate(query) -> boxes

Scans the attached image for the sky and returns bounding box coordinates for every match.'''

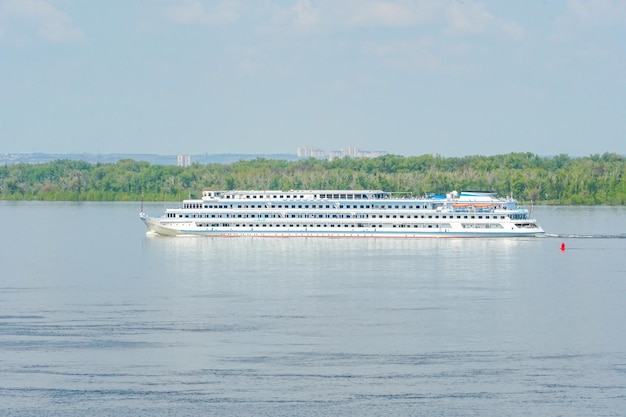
[1,0,625,157]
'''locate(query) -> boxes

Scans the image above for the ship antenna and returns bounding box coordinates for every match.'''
[140,193,144,214]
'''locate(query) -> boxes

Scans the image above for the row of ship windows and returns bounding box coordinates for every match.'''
[193,223,504,229]
[220,193,385,200]
[185,203,439,210]
[170,213,509,220]
[194,223,445,228]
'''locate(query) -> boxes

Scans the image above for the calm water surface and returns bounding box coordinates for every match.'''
[1,202,625,416]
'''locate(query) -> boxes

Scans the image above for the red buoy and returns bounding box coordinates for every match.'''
[560,242,566,251]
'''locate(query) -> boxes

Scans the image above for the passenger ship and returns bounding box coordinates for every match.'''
[140,189,544,237]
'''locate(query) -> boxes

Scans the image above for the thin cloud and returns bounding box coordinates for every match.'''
[0,0,85,43]
[265,1,521,38]
[291,0,320,31]
[163,0,240,25]
[445,1,523,39]
[347,0,442,28]
[549,0,626,46]
[567,0,626,25]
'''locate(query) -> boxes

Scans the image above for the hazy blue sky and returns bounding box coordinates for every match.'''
[1,0,624,157]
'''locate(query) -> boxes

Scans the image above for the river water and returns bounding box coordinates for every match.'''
[1,202,625,416]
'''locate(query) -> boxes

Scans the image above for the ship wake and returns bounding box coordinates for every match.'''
[544,233,626,239]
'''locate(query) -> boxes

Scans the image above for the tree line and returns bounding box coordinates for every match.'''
[0,152,624,205]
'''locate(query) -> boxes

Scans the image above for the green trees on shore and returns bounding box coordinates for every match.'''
[1,152,624,204]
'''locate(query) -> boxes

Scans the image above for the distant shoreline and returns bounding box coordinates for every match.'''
[1,153,624,205]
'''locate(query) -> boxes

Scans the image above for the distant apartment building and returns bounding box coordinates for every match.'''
[177,155,191,167]
[341,146,359,158]
[296,146,326,158]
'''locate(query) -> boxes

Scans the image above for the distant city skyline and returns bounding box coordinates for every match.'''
[1,1,625,157]
[296,146,388,160]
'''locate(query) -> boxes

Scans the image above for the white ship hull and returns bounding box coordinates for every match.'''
[140,189,544,238]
